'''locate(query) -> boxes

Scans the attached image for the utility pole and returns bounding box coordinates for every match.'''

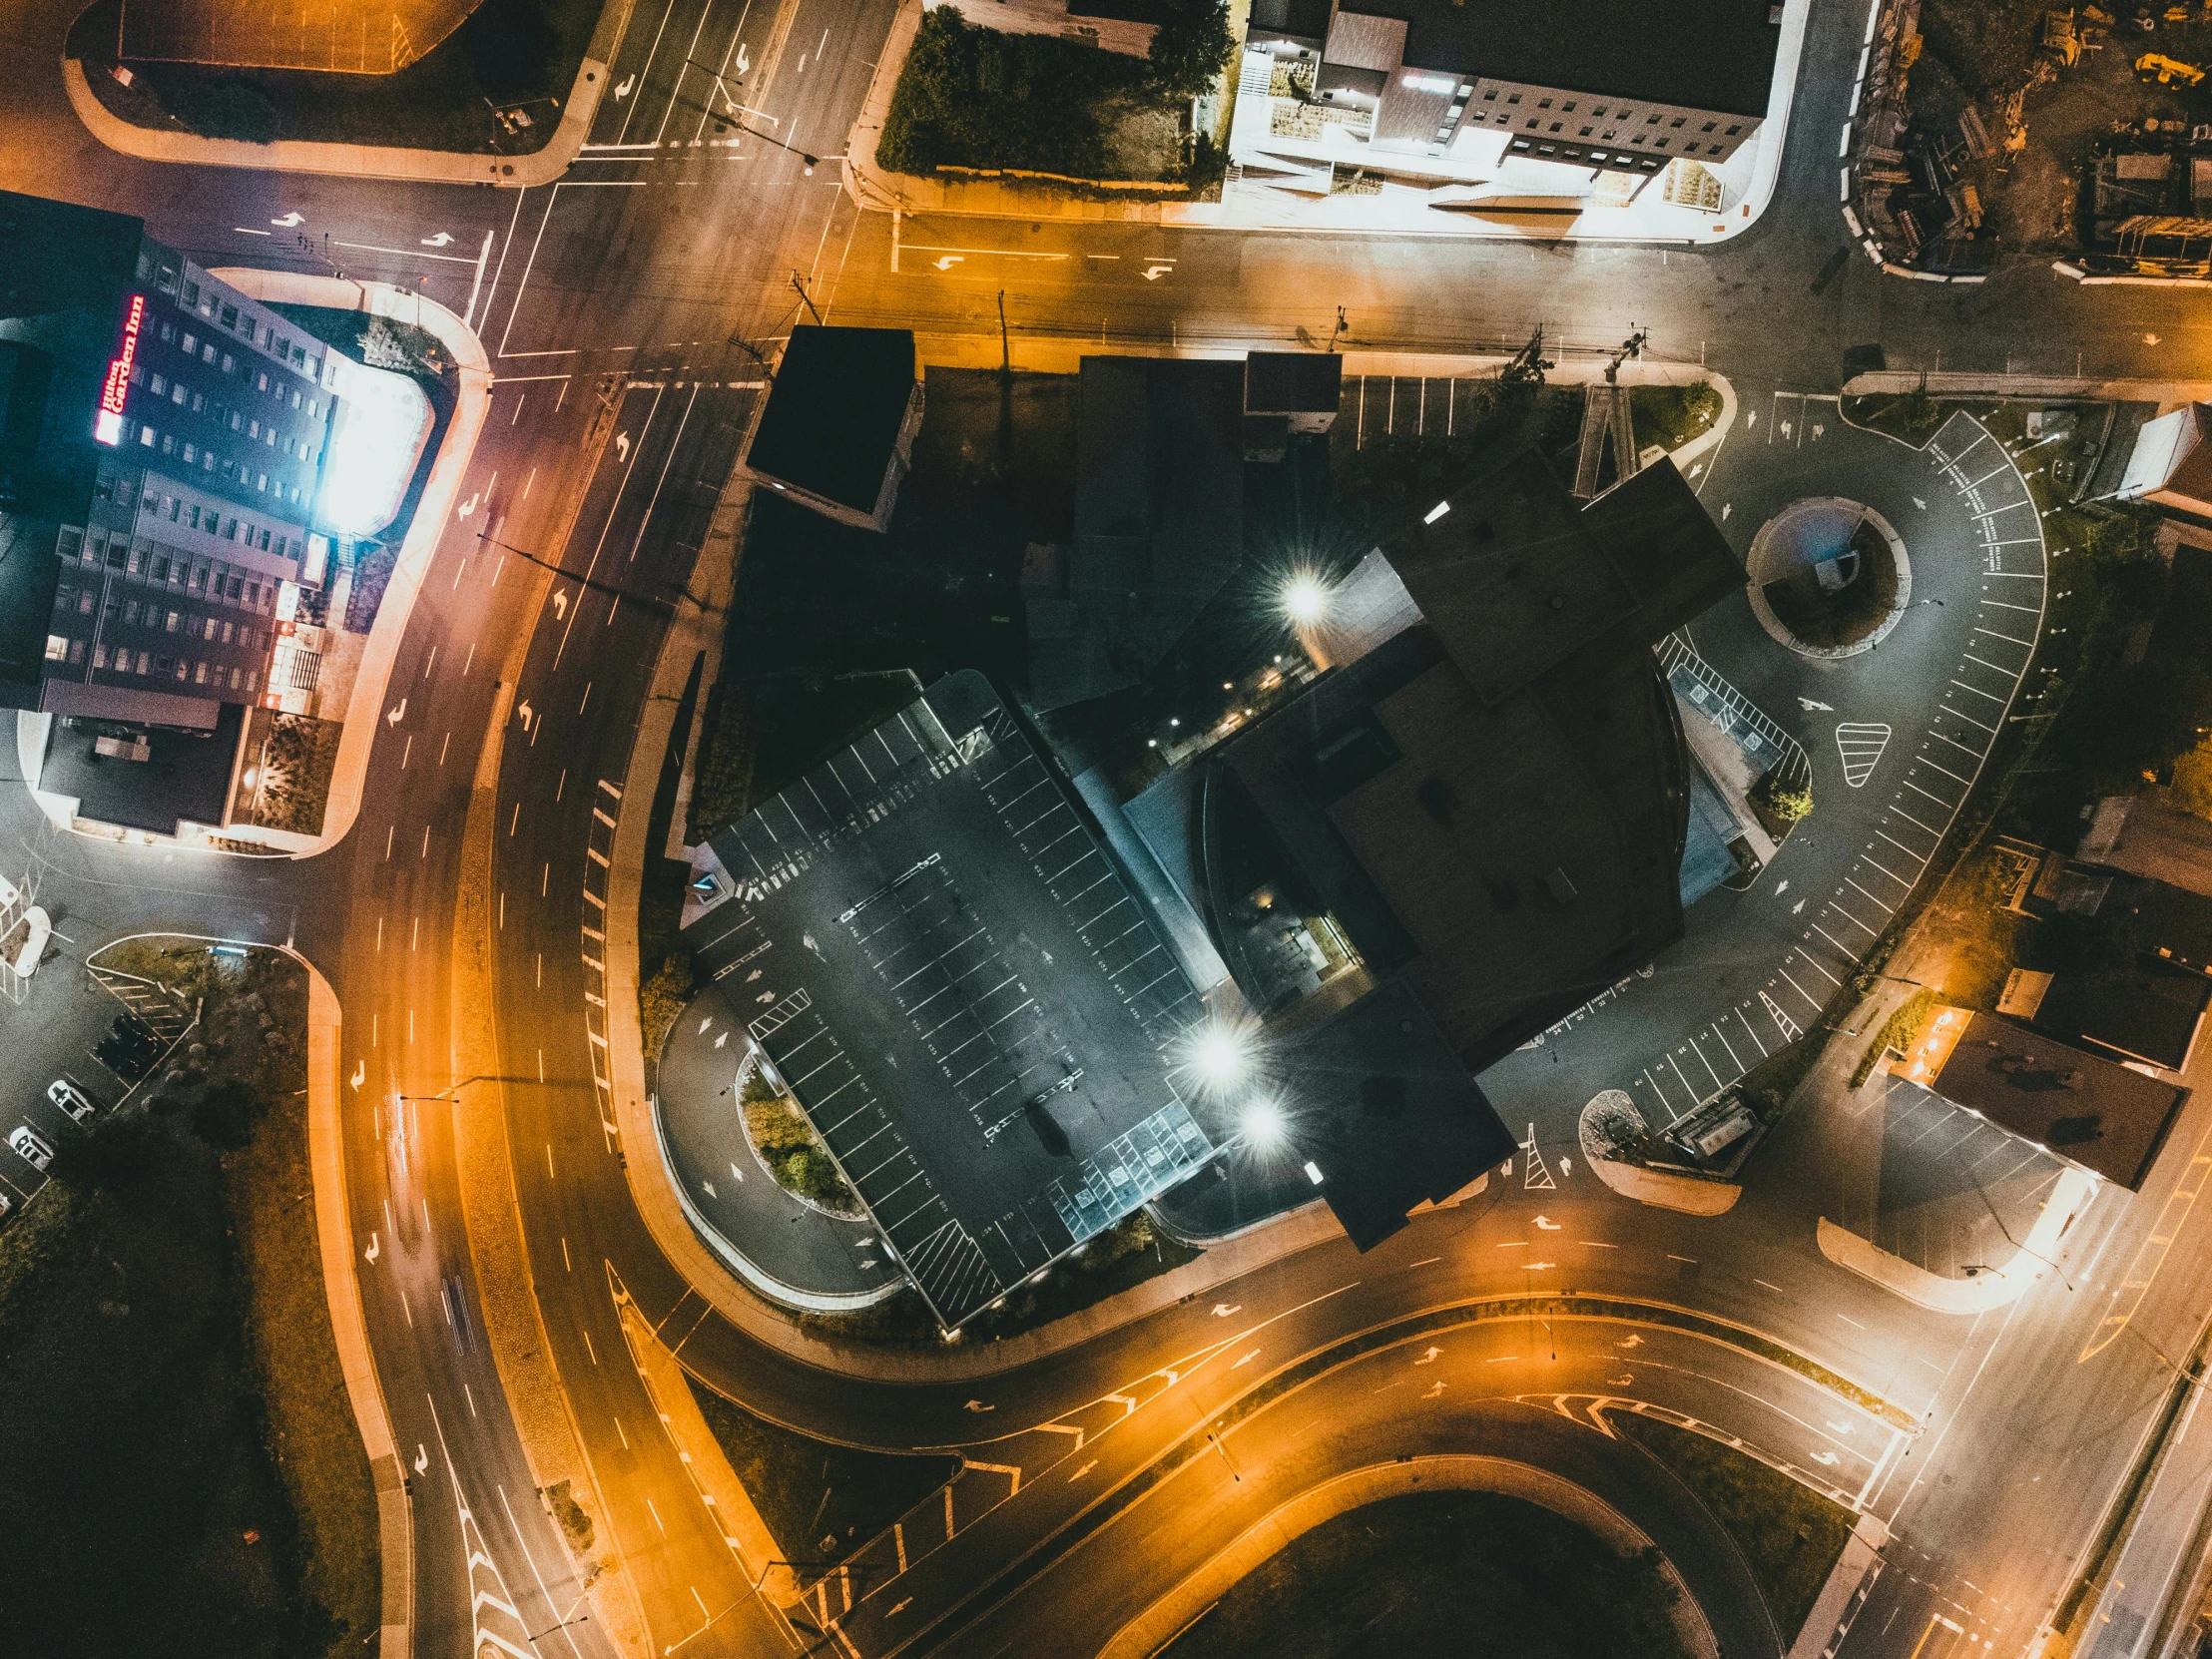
[791,273,824,326]
[997,289,1011,379]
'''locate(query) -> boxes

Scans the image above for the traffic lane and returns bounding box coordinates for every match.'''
[483,388,762,1654]
[910,1326,1848,1659]
[667,1172,1985,1457]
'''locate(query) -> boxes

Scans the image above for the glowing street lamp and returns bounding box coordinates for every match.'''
[1185,1021,1253,1094]
[1240,1096,1288,1150]
[1280,571,1332,628]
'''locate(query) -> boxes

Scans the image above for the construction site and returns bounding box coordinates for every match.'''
[1851,0,2212,275]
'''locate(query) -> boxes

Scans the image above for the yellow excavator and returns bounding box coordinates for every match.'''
[2138,50,2207,83]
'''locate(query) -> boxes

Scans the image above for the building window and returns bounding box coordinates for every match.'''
[1537,97,1551,108]
[1655,138,1668,148]
[1647,113,1661,124]
[220,620,234,644]
[1602,130,1616,140]
[69,641,84,666]
[182,332,196,354]
[1561,101,1574,112]
[1549,122,1562,132]
[182,443,197,464]
[123,600,141,627]
[1709,144,1725,155]
[1506,93,1520,104]
[44,634,68,662]
[248,419,259,438]
[1526,118,1539,128]
[1726,124,1741,136]
[164,610,180,632]
[140,424,156,446]
[202,343,216,363]
[1701,121,1716,133]
[171,382,186,404]
[160,434,175,455]
[257,372,269,391]
[195,662,209,685]
[1457,84,1472,97]
[1670,117,1685,127]
[191,393,205,413]
[150,373,167,396]
[231,411,243,430]
[1592,105,1607,117]
[222,352,235,373]
[135,651,151,674]
[1538,143,1556,154]
[221,303,238,327]
[92,644,108,670]
[78,592,93,615]
[1579,126,1592,136]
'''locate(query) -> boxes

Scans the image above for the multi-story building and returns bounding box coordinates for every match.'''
[0,190,392,832]
[1237,0,1782,202]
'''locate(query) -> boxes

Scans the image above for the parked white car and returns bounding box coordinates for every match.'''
[46,1079,96,1123]
[3,904,49,979]
[10,1125,53,1172]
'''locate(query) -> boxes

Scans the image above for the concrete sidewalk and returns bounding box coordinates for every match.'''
[846,0,1809,242]
[59,0,631,187]
[212,275,493,860]
[1815,1167,2099,1316]
[303,963,414,1659]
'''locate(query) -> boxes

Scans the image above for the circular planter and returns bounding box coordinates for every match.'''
[1746,496,1912,660]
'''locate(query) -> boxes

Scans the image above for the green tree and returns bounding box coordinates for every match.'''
[1147,0,1234,99]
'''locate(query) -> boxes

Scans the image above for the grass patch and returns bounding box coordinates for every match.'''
[638,952,693,1064]
[1161,1490,1692,1659]
[0,942,375,1657]
[877,7,1209,181]
[1628,381,1723,454]
[806,1210,1198,1342]
[685,1382,956,1564]
[246,713,341,835]
[1616,1414,1855,1642]
[1853,987,1936,1088]
[72,0,604,157]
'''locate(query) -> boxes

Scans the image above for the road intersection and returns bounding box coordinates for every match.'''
[9,0,2212,1652]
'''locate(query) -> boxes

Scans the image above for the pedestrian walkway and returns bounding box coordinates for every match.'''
[59,0,630,187]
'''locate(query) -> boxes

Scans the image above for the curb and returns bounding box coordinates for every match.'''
[1096,1455,1720,1659]
[205,273,491,860]
[1814,1166,2098,1315]
[60,0,634,186]
[305,963,414,1659]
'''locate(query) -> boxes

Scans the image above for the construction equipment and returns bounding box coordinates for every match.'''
[2137,50,2206,81]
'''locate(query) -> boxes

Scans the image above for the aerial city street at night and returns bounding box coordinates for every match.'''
[17,0,2212,1655]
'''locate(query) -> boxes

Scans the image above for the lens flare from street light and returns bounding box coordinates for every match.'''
[1241,1097,1288,1150]
[1187,1023,1252,1091]
[1280,572,1332,628]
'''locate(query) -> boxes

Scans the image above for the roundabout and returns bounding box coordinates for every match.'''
[1747,496,1913,660]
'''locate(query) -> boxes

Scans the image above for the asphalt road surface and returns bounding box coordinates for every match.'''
[10,0,2212,1650]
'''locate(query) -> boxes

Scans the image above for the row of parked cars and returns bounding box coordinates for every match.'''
[5,1015,162,1218]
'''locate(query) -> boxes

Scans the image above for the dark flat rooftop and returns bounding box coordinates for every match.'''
[746,325,915,514]
[685,671,1215,1329]
[2032,966,2209,1072]
[1930,1012,2188,1190]
[1342,0,1780,117]
[39,703,242,835]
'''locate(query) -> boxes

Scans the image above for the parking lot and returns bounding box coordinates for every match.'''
[0,925,191,1218]
[685,671,1219,1329]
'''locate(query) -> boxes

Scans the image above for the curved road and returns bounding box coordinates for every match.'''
[5,0,2212,1653]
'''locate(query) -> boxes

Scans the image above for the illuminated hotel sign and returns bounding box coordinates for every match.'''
[93,292,146,446]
